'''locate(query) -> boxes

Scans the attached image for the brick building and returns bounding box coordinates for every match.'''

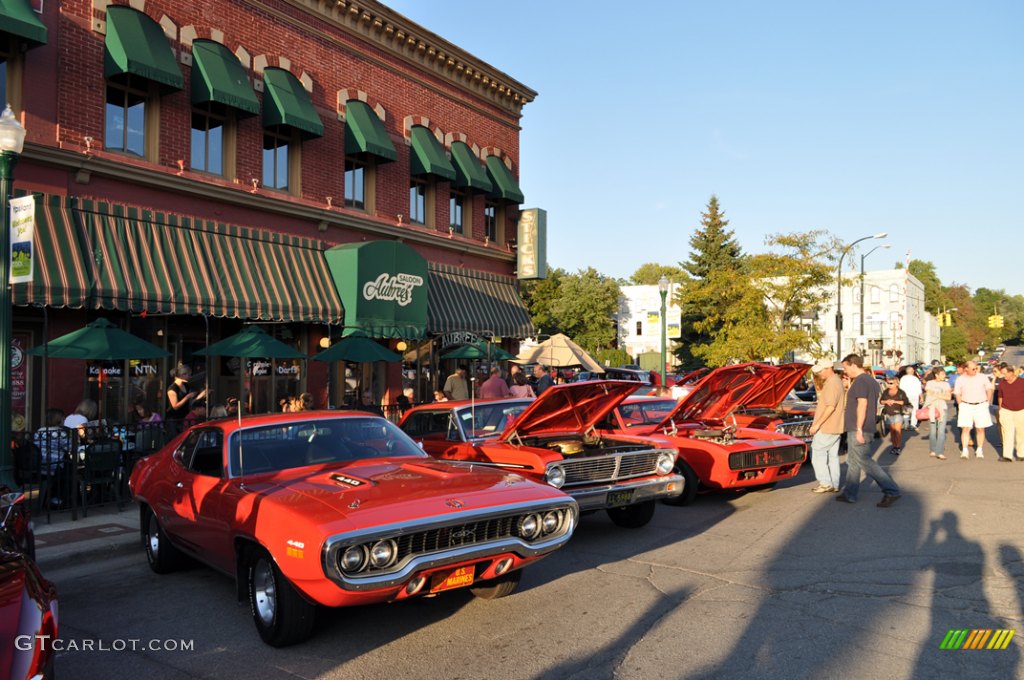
[3,0,536,427]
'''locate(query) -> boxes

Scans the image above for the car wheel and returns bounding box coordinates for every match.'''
[470,568,522,600]
[248,548,316,647]
[144,508,185,574]
[663,461,699,506]
[606,500,656,528]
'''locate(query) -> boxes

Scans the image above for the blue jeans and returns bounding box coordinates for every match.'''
[929,410,948,455]
[842,430,900,501]
[811,432,842,488]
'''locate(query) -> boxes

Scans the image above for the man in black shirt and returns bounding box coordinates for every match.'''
[836,354,902,507]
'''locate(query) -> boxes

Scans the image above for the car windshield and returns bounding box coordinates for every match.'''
[617,399,677,426]
[455,401,532,439]
[228,417,427,476]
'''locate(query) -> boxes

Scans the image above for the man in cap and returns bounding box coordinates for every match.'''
[807,359,845,493]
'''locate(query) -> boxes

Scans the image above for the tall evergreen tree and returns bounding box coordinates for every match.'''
[682,195,743,279]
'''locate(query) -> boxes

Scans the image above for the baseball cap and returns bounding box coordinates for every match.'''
[812,359,842,373]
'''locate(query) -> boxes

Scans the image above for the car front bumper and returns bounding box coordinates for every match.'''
[567,473,684,511]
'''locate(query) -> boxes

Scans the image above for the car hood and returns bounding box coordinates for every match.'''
[257,457,565,529]
[655,364,781,426]
[499,381,638,441]
[739,363,811,410]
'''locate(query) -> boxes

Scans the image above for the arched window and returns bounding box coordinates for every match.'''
[870,286,881,304]
[889,284,900,302]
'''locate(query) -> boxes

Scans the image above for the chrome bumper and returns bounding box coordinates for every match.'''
[568,473,684,511]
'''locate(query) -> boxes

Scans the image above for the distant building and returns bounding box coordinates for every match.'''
[616,285,682,367]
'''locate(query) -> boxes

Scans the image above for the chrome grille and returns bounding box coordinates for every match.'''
[729,445,806,470]
[776,419,813,441]
[560,451,661,486]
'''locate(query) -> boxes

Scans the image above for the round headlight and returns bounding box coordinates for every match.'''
[546,465,566,489]
[518,514,542,540]
[369,539,398,569]
[340,545,368,573]
[541,511,560,535]
[656,451,676,475]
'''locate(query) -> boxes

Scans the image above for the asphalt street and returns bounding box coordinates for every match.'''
[44,424,1024,680]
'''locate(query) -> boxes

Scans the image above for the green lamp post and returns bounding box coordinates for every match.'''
[658,275,669,389]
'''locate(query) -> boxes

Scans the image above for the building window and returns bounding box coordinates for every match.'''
[262,130,290,191]
[105,77,148,157]
[484,202,497,242]
[852,313,861,331]
[409,178,427,225]
[889,284,900,303]
[636,321,642,336]
[870,286,881,304]
[344,159,365,210]
[450,190,465,234]
[190,105,225,176]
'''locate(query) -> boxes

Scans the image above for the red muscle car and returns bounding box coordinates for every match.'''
[600,364,808,505]
[398,381,683,529]
[730,363,815,442]
[129,412,578,646]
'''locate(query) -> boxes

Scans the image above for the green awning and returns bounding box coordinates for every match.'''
[81,201,341,322]
[262,67,323,138]
[190,39,259,115]
[344,100,397,162]
[0,0,47,47]
[427,263,534,338]
[325,241,428,339]
[409,126,455,180]
[11,194,92,308]
[104,5,183,90]
[485,156,525,204]
[450,141,493,193]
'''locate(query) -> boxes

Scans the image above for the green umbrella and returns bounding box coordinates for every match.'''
[194,325,305,359]
[28,317,169,360]
[442,340,516,361]
[313,336,402,363]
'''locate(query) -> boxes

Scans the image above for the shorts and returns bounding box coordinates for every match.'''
[884,414,906,427]
[957,402,993,429]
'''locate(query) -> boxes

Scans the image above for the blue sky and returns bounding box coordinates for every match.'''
[387,1,1023,298]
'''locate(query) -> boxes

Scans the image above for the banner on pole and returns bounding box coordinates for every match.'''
[9,195,34,284]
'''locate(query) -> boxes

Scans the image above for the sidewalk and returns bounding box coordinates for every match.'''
[32,500,140,571]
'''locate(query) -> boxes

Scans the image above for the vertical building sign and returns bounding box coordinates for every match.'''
[11,334,28,433]
[516,208,547,280]
[9,195,34,284]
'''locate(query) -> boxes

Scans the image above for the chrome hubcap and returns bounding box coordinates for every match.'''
[253,559,276,625]
[147,516,160,559]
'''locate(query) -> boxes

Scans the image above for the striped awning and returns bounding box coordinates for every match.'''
[427,263,534,338]
[14,195,344,324]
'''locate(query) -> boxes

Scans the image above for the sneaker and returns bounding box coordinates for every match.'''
[929,452,937,457]
[976,450,984,459]
[834,494,856,504]
[812,485,835,493]
[936,454,946,460]
[877,494,901,508]
[961,448,970,459]
[999,456,1013,462]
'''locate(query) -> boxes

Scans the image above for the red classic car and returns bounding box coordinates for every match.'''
[1,490,58,680]
[398,381,683,528]
[730,362,815,442]
[600,364,808,505]
[129,412,577,646]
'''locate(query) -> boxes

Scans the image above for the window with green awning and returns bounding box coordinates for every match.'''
[104,5,183,90]
[427,263,534,338]
[344,100,397,162]
[485,155,525,204]
[409,126,455,180]
[450,141,493,193]
[191,39,258,115]
[0,0,47,47]
[262,67,323,138]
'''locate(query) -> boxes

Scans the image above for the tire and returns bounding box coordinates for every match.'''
[248,548,316,647]
[663,461,699,506]
[470,568,522,600]
[606,499,656,528]
[144,508,185,574]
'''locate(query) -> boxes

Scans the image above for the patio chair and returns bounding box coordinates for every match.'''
[78,439,123,516]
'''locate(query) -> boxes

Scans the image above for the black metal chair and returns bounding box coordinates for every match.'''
[78,440,124,516]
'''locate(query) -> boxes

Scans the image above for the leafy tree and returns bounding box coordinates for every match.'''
[549,268,621,354]
[519,267,566,336]
[941,326,968,363]
[908,260,947,313]
[595,348,632,368]
[629,263,687,286]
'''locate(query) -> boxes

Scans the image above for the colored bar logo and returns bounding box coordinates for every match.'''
[941,629,1015,650]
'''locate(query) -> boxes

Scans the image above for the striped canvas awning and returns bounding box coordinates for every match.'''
[427,263,534,338]
[14,195,343,324]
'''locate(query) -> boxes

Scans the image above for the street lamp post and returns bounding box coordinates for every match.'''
[859,243,890,360]
[836,232,887,360]
[0,105,26,489]
[658,275,669,389]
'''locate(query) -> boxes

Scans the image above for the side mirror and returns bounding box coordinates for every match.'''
[0,491,24,510]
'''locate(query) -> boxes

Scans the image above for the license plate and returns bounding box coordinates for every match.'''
[607,489,635,507]
[429,566,475,593]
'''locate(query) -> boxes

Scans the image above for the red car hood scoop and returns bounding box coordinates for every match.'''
[499,381,638,441]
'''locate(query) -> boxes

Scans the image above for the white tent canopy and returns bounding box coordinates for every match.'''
[515,333,605,372]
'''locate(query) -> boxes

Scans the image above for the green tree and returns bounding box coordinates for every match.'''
[941,326,968,363]
[629,263,688,286]
[681,195,743,279]
[519,267,566,336]
[908,260,947,313]
[549,267,621,354]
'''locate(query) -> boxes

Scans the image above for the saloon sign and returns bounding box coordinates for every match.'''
[362,272,424,307]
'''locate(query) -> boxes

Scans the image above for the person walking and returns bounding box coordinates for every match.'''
[532,364,554,396]
[923,368,952,460]
[879,378,912,455]
[952,360,993,459]
[509,372,536,398]
[807,360,845,493]
[996,362,1024,462]
[836,354,901,508]
[899,365,923,429]
[443,365,470,401]
[479,366,511,398]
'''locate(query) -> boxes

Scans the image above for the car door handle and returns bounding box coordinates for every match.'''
[176,482,184,488]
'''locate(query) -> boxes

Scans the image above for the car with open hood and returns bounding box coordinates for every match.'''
[398,381,684,529]
[599,364,808,505]
[729,363,815,442]
[129,412,577,647]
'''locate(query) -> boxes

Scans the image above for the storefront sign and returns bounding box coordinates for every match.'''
[438,332,480,350]
[11,335,28,432]
[362,272,424,306]
[9,195,34,284]
[88,362,124,378]
[516,208,547,280]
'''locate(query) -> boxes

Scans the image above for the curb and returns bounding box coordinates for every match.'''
[35,532,141,572]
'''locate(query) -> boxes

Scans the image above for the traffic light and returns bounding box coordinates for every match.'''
[996,314,1004,328]
[987,314,1004,329]
[944,312,953,327]
[988,315,996,328]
